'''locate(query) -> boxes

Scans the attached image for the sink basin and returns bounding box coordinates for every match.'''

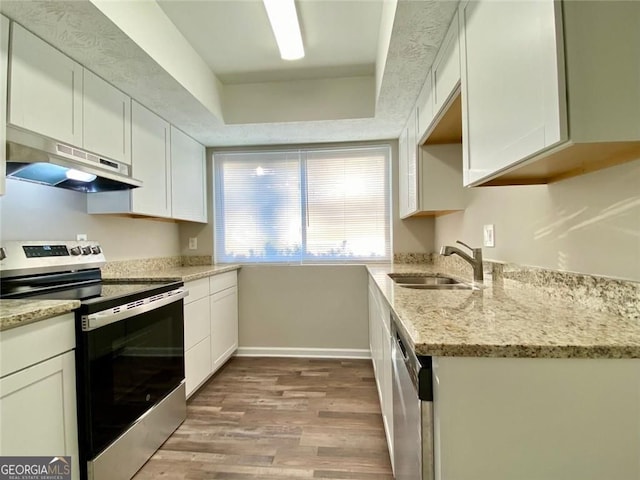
[388,273,477,290]
[400,283,475,290]
[388,274,461,285]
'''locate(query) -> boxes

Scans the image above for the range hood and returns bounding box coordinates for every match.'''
[5,126,142,192]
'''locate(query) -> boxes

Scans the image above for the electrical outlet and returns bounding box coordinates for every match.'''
[76,234,87,241]
[188,237,198,250]
[483,224,495,248]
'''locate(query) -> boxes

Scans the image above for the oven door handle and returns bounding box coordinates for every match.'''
[81,288,188,331]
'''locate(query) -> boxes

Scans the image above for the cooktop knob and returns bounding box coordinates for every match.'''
[82,246,92,255]
[70,246,82,256]
[91,245,102,254]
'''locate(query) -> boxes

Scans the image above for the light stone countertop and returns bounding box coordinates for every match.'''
[1,265,240,332]
[0,299,81,332]
[367,263,640,359]
[101,264,241,282]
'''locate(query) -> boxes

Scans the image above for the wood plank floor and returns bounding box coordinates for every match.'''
[133,357,394,480]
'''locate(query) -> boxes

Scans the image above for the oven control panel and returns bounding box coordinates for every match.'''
[0,241,106,277]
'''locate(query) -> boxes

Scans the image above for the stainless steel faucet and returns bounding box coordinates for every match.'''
[440,240,484,282]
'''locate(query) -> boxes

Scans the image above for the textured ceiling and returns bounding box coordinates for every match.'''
[0,0,459,147]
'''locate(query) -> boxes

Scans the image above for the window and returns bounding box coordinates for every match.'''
[214,145,390,263]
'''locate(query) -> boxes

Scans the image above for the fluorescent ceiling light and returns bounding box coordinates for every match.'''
[66,169,97,182]
[263,0,305,60]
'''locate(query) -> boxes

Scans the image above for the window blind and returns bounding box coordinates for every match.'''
[214,145,390,263]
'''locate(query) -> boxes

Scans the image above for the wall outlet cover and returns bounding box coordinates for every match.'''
[76,234,87,241]
[483,224,495,248]
[188,237,198,250]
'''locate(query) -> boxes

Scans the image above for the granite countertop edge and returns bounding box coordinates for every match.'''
[366,264,640,359]
[101,264,241,282]
[0,300,81,332]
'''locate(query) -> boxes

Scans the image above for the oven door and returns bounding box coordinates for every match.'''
[77,291,186,460]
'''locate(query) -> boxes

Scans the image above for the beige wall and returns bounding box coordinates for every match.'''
[435,159,640,281]
[238,265,369,350]
[0,179,181,260]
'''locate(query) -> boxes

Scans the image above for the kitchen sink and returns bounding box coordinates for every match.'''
[388,273,477,290]
[388,274,461,285]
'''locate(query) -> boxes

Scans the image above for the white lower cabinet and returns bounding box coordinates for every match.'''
[368,277,393,470]
[210,285,238,370]
[184,281,212,397]
[184,271,238,398]
[0,314,79,479]
[433,357,640,480]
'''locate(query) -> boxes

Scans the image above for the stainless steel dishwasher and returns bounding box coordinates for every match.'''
[392,313,434,480]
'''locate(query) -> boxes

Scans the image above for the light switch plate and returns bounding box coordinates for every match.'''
[188,237,198,250]
[483,224,495,248]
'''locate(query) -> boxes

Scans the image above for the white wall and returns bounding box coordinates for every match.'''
[0,179,181,261]
[435,159,640,281]
[238,265,369,352]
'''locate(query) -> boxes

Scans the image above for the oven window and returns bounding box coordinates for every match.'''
[84,299,184,457]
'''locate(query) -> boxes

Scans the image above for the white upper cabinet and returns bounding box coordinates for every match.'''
[405,110,418,216]
[83,69,131,165]
[399,9,465,219]
[460,0,640,186]
[88,107,209,222]
[1,15,9,196]
[87,101,171,218]
[416,69,434,143]
[397,125,409,217]
[170,126,207,223]
[431,10,460,121]
[130,101,171,217]
[460,0,566,186]
[8,23,83,146]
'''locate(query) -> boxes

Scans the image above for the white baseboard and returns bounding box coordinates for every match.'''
[235,347,371,359]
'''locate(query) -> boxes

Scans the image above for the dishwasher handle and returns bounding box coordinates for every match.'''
[396,331,409,362]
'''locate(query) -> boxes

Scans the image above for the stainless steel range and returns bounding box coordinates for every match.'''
[0,241,188,480]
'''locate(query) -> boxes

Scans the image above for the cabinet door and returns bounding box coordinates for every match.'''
[8,23,82,146]
[406,111,419,215]
[0,15,9,196]
[432,11,460,117]
[184,296,210,351]
[210,286,238,370]
[460,0,566,186]
[0,350,79,479]
[185,337,211,398]
[380,308,393,467]
[170,126,207,223]
[131,101,171,217]
[397,126,409,218]
[416,69,434,143]
[83,69,131,164]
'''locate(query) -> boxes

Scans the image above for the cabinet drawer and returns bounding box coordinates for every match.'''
[185,337,211,398]
[185,277,209,304]
[210,271,237,294]
[0,313,75,378]
[184,296,210,350]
